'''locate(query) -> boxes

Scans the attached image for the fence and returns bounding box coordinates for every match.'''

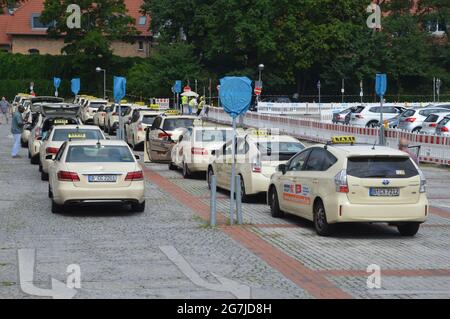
[205,106,450,166]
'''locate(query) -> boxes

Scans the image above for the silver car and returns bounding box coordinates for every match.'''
[397,107,450,133]
[436,116,450,136]
[421,113,450,135]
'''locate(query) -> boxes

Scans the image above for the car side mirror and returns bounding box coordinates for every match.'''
[45,155,54,160]
[178,136,183,143]
[134,154,141,160]
[278,164,287,175]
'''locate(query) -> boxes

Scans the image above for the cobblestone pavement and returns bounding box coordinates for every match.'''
[1,121,450,299]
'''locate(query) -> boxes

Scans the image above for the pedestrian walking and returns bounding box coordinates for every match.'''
[398,138,419,165]
[0,96,11,125]
[11,105,25,158]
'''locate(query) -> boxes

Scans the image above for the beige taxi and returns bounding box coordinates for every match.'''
[207,129,305,201]
[126,109,163,150]
[39,125,106,181]
[48,140,145,214]
[145,111,197,163]
[105,101,132,135]
[93,103,112,128]
[267,136,428,236]
[81,98,108,124]
[170,124,233,178]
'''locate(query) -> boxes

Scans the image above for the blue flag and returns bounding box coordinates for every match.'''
[71,78,80,95]
[219,77,252,119]
[114,76,126,103]
[53,77,61,89]
[375,74,387,96]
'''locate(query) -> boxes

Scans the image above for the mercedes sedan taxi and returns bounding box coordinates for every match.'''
[48,140,145,214]
[39,125,106,181]
[267,136,428,237]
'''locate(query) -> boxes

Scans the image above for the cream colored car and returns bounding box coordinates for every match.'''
[170,125,233,178]
[267,137,428,236]
[145,112,197,163]
[105,102,133,135]
[126,109,162,150]
[39,125,106,181]
[92,104,111,128]
[48,140,145,214]
[81,98,107,124]
[207,132,305,200]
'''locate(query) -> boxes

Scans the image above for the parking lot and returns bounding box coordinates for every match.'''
[1,121,450,299]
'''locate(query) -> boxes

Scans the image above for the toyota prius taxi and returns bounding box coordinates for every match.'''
[267,136,428,237]
[39,125,106,181]
[48,140,145,214]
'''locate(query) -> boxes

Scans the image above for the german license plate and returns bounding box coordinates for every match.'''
[369,187,400,197]
[88,175,117,183]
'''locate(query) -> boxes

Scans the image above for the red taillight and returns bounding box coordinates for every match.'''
[191,147,208,155]
[46,147,59,154]
[57,171,80,182]
[137,122,143,131]
[429,123,437,127]
[334,170,348,193]
[252,163,262,173]
[338,185,349,193]
[405,117,416,123]
[336,115,342,120]
[158,132,172,139]
[441,126,449,132]
[125,171,144,181]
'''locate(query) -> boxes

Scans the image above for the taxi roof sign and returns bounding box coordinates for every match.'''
[68,132,86,139]
[331,136,356,144]
[164,109,181,116]
[247,128,272,137]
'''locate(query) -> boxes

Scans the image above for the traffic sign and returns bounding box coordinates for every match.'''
[183,85,191,92]
[254,87,262,96]
[375,74,387,96]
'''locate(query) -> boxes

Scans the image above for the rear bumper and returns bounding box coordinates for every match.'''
[246,173,271,195]
[325,195,428,223]
[52,182,145,205]
[187,162,209,172]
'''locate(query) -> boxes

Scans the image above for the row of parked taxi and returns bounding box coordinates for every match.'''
[12,93,429,236]
[332,103,450,135]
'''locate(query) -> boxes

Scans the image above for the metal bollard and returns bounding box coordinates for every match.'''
[210,175,217,227]
[235,175,243,225]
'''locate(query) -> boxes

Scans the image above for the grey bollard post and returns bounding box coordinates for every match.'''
[235,175,243,225]
[210,175,217,227]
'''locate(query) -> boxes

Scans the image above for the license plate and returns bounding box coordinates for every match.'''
[88,175,117,183]
[369,187,400,197]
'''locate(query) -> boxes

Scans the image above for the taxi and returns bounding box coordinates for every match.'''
[126,108,163,150]
[144,110,197,162]
[170,123,233,178]
[207,129,305,200]
[92,103,112,128]
[39,125,106,181]
[105,101,132,135]
[48,140,145,214]
[12,93,32,112]
[267,136,428,236]
[81,98,107,124]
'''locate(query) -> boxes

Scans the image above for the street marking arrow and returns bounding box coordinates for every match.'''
[160,245,251,299]
[18,249,77,299]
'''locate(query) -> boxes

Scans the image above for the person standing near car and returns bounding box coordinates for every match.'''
[11,105,25,158]
[398,138,419,165]
[0,96,11,124]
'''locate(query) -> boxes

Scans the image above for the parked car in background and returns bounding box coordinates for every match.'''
[93,104,112,129]
[81,98,107,124]
[421,113,450,135]
[436,115,450,137]
[347,105,403,127]
[398,107,450,133]
[332,107,355,124]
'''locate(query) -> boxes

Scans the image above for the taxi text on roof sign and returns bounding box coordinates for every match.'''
[54,119,69,125]
[164,109,181,116]
[247,128,272,137]
[331,136,356,144]
[68,133,86,139]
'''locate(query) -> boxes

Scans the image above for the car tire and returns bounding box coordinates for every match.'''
[412,127,421,134]
[41,171,49,181]
[39,164,42,172]
[168,162,177,170]
[313,200,334,236]
[30,155,39,165]
[131,201,145,213]
[51,200,64,214]
[366,121,378,128]
[28,151,31,159]
[104,124,109,134]
[48,185,53,199]
[269,186,284,218]
[397,223,420,237]
[239,175,248,202]
[21,140,27,148]
[182,162,191,179]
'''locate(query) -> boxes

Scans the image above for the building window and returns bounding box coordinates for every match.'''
[138,16,147,25]
[31,13,55,29]
[138,41,144,51]
[28,48,40,54]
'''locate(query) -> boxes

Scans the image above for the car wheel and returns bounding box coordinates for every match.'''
[239,175,248,202]
[39,164,42,172]
[30,155,39,165]
[207,168,214,190]
[131,201,145,213]
[41,171,49,181]
[366,121,378,128]
[168,162,177,170]
[48,185,53,198]
[28,151,31,159]
[269,187,284,218]
[51,200,64,214]
[412,127,421,134]
[182,162,191,179]
[397,222,420,237]
[21,140,27,148]
[313,200,334,236]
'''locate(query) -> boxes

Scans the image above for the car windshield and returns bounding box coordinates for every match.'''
[347,157,418,179]
[163,118,195,131]
[52,129,104,141]
[195,129,231,143]
[142,115,157,125]
[66,145,135,163]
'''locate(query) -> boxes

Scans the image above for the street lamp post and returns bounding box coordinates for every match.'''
[96,67,106,100]
[317,80,322,121]
[436,78,442,103]
[257,64,264,103]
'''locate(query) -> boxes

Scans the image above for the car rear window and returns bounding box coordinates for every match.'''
[66,146,135,163]
[424,114,439,123]
[195,129,230,142]
[402,110,415,117]
[142,115,157,125]
[52,129,104,141]
[439,117,450,126]
[89,103,106,109]
[354,106,365,113]
[347,157,418,178]
[163,118,195,131]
